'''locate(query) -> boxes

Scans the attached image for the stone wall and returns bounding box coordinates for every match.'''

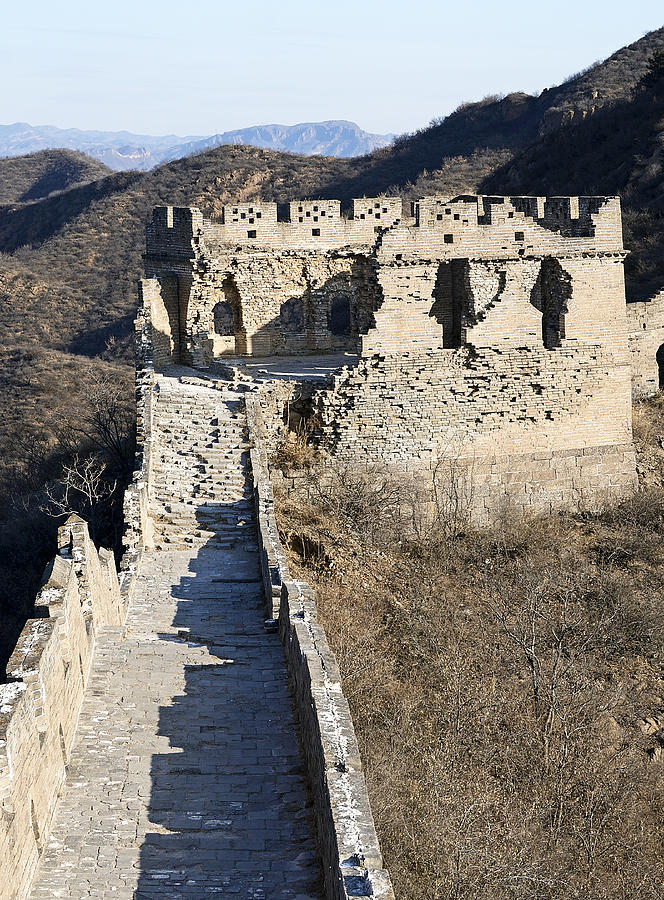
[626,290,664,397]
[246,391,395,900]
[311,341,636,521]
[0,517,126,900]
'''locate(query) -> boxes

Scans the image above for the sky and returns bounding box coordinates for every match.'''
[1,0,663,138]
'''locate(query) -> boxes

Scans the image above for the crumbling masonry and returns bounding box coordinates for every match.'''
[143,193,638,520]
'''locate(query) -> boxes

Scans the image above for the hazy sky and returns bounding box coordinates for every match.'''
[1,0,663,137]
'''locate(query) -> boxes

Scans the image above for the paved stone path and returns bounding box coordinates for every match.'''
[29,374,322,899]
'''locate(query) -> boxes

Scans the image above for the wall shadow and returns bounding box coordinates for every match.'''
[135,499,322,899]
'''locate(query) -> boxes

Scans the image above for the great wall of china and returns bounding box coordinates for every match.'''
[2,193,664,899]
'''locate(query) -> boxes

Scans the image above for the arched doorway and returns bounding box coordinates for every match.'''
[209,276,246,357]
[656,343,664,389]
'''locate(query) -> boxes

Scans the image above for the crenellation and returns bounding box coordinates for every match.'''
[351,196,402,225]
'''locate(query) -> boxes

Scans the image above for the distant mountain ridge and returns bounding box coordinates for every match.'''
[0,120,394,171]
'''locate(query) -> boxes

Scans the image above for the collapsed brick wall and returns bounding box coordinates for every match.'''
[626,290,664,397]
[183,250,380,361]
[0,518,126,900]
[142,194,624,368]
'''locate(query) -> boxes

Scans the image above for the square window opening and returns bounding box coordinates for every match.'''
[444,234,454,244]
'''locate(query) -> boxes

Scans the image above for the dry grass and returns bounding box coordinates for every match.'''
[275,400,664,899]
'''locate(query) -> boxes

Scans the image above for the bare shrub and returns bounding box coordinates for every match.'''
[272,416,320,473]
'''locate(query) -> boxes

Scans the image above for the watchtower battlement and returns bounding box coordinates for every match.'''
[146,193,622,260]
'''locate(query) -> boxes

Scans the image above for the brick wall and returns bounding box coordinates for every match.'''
[142,194,625,366]
[626,291,664,397]
[0,518,126,900]
[311,343,636,521]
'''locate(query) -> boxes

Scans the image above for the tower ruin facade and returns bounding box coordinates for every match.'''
[139,193,637,521]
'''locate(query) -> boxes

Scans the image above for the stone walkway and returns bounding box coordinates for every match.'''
[28,374,322,899]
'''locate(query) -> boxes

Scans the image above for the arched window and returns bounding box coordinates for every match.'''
[212,300,234,336]
[329,294,351,336]
[280,297,305,333]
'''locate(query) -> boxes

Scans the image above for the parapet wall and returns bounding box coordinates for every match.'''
[246,390,395,900]
[121,283,156,575]
[146,194,623,257]
[0,517,126,900]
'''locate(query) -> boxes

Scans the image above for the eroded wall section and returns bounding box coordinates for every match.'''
[313,250,636,520]
[0,518,126,900]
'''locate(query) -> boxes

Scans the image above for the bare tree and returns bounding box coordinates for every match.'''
[40,453,117,540]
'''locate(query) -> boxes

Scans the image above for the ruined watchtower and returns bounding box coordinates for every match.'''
[138,194,636,521]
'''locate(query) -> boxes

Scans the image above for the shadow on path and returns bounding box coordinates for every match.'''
[135,501,322,899]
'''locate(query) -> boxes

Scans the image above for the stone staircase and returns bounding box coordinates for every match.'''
[150,374,256,551]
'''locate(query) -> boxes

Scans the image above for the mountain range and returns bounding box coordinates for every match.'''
[0,120,394,170]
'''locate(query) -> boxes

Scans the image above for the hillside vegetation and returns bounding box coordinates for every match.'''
[0,149,111,205]
[1,27,664,665]
[274,397,664,899]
